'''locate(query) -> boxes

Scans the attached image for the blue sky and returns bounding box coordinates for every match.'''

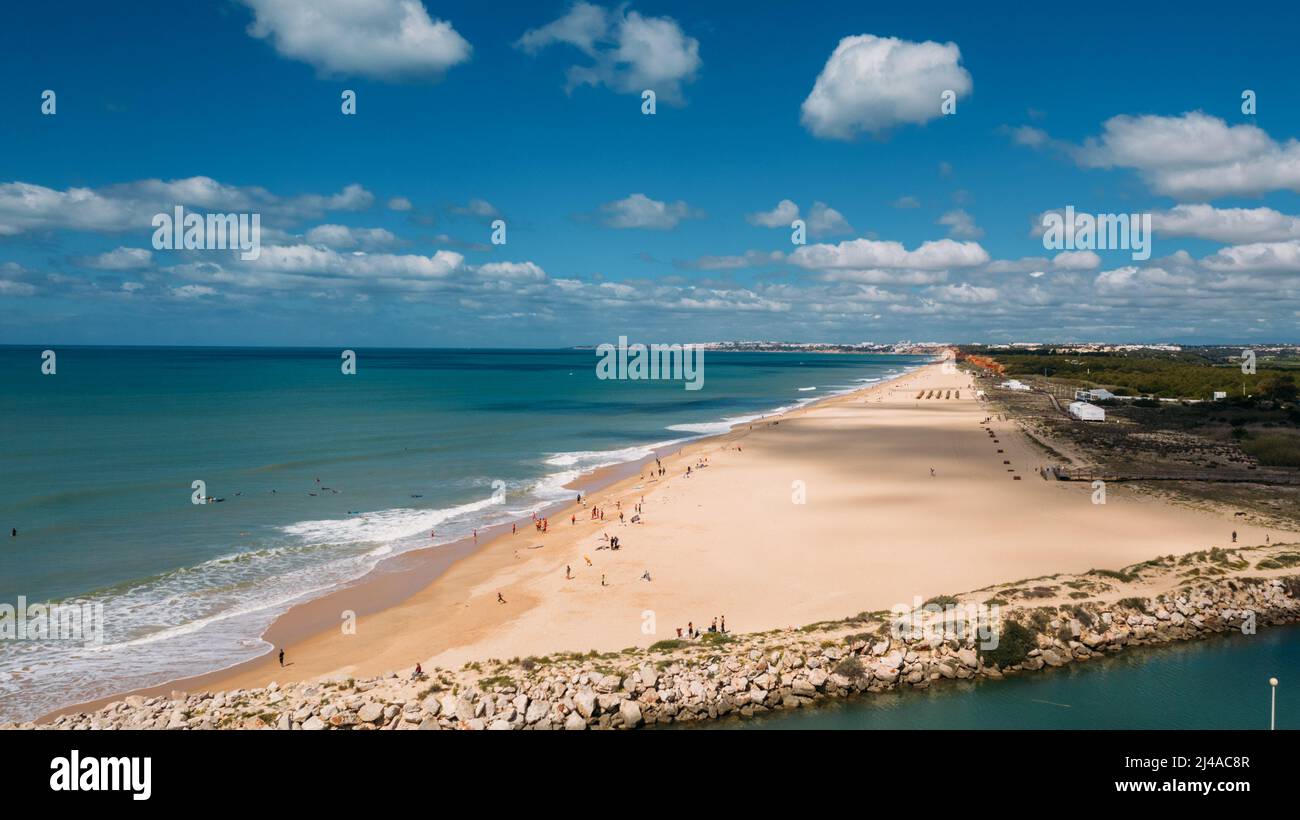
[1,0,1298,346]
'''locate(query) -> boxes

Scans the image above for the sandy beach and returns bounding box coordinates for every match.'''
[49,361,1295,717]
[166,361,1289,690]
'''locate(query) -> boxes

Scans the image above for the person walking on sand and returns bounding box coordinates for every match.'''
[601,574,607,587]
[566,565,572,579]
[278,648,285,667]
[1232,530,1238,543]
[497,592,507,604]
[930,467,935,476]
[720,615,726,633]
[512,523,516,535]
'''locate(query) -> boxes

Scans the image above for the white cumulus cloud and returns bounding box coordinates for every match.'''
[801,34,972,140]
[517,2,700,103]
[1061,112,1300,198]
[790,237,989,270]
[599,193,702,230]
[1153,203,1300,243]
[241,0,471,80]
[746,199,800,228]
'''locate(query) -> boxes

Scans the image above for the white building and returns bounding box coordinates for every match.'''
[1068,401,1105,421]
[1074,388,1116,401]
[999,379,1032,391]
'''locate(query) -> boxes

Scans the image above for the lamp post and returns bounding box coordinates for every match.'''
[1269,677,1278,730]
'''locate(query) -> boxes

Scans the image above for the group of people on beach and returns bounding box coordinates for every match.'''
[677,616,726,639]
[650,457,666,478]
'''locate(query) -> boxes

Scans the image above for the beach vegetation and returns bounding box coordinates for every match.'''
[924,594,959,607]
[1207,548,1249,570]
[1240,433,1300,467]
[975,350,1300,402]
[1066,606,1094,627]
[1028,609,1052,630]
[1089,567,1138,583]
[1119,597,1149,613]
[649,639,686,651]
[1256,553,1300,570]
[477,675,515,691]
[978,620,1036,668]
[799,620,841,632]
[833,657,865,680]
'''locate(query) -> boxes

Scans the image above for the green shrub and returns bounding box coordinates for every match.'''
[978,620,1037,669]
[833,656,865,679]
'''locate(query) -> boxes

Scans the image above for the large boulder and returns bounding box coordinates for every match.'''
[524,699,551,724]
[619,700,643,728]
[564,712,588,730]
[574,690,598,719]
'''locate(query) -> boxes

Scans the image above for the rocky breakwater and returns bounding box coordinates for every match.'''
[9,546,1300,731]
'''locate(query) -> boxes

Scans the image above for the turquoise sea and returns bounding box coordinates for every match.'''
[0,345,926,722]
[736,627,1299,730]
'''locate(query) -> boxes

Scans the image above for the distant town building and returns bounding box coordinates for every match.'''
[1074,388,1116,401]
[1068,401,1106,421]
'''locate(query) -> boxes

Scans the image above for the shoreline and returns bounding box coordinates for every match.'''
[33,358,934,723]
